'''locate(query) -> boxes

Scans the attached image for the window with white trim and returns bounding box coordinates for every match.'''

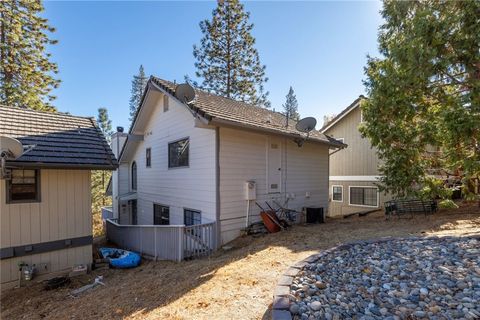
[350,187,378,207]
[332,185,343,202]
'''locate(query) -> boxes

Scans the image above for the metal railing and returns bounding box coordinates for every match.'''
[105,218,217,262]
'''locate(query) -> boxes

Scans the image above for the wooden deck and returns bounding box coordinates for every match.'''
[102,207,217,262]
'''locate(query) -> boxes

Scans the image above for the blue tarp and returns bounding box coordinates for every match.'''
[99,247,141,268]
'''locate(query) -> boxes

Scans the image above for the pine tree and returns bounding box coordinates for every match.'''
[192,0,270,108]
[129,65,148,122]
[361,0,480,203]
[97,107,113,143]
[0,0,60,111]
[282,86,300,121]
[92,107,113,235]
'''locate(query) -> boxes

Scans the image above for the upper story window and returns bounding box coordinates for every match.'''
[163,95,169,112]
[6,169,40,203]
[131,161,137,190]
[168,138,189,168]
[146,148,151,167]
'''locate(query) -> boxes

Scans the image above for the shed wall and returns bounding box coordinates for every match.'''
[0,169,92,286]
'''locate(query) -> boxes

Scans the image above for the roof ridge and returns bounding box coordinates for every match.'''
[151,76,291,118]
[319,95,366,132]
[0,104,94,121]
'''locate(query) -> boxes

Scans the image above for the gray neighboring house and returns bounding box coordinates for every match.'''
[0,106,117,289]
[320,97,391,216]
[106,76,345,261]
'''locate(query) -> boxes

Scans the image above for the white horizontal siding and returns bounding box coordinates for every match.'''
[126,94,216,226]
[219,127,330,244]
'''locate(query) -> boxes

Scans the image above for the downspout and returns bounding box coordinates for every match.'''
[215,126,221,249]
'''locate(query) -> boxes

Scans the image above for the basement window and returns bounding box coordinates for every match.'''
[7,169,40,203]
[184,209,201,226]
[154,204,170,225]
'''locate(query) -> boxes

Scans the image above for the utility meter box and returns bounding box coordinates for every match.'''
[245,180,256,200]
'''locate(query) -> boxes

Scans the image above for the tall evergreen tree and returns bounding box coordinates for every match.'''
[282,86,300,121]
[0,0,60,111]
[192,0,270,108]
[92,107,113,233]
[97,107,113,143]
[129,65,148,122]
[361,0,480,204]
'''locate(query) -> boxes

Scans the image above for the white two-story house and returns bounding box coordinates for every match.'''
[107,76,344,260]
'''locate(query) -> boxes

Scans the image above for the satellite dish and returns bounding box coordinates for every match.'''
[295,117,317,133]
[0,136,24,180]
[175,83,196,104]
[0,136,23,160]
[294,117,317,147]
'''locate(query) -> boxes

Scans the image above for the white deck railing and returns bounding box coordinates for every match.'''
[105,217,217,262]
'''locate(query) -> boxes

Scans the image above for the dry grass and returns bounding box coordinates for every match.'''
[2,203,479,320]
[93,210,105,238]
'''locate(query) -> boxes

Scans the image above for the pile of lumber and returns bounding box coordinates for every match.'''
[92,258,109,271]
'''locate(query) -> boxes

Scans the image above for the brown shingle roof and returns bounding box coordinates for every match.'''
[0,105,118,169]
[149,77,344,147]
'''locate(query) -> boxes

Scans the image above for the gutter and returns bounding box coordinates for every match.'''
[210,118,345,149]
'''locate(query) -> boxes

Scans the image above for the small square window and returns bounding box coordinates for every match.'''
[332,185,343,202]
[168,138,189,168]
[7,169,40,203]
[146,148,151,167]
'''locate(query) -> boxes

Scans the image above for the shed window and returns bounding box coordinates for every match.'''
[350,187,378,207]
[146,148,151,167]
[131,161,137,190]
[7,169,40,203]
[168,138,189,168]
[184,209,201,226]
[332,185,343,202]
[154,204,169,225]
[163,95,169,112]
